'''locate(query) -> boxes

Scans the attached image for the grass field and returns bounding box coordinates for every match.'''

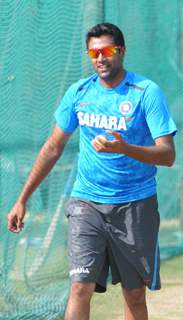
[91,255,183,320]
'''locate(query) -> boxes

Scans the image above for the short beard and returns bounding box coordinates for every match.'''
[98,66,122,82]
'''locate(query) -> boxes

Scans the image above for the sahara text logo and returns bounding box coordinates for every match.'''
[77,111,127,130]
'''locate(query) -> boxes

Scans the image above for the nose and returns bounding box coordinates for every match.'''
[97,52,105,61]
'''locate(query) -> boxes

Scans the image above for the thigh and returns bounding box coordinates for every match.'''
[106,195,161,290]
[66,198,108,291]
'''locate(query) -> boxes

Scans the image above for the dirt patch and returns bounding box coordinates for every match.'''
[91,282,183,320]
[147,284,183,320]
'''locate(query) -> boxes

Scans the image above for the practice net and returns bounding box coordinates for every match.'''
[0,0,183,319]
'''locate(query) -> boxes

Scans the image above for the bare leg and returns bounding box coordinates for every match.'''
[64,282,95,320]
[122,287,148,320]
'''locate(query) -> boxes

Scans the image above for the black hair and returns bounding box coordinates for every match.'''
[86,22,125,48]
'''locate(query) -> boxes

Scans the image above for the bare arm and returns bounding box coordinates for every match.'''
[92,131,175,167]
[17,126,71,203]
[8,126,71,232]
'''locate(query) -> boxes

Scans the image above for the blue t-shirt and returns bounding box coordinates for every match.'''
[54,71,177,203]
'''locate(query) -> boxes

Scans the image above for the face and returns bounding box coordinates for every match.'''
[87,35,125,86]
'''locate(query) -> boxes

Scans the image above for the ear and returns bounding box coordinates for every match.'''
[120,46,125,56]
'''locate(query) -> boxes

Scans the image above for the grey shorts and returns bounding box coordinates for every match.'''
[65,195,161,293]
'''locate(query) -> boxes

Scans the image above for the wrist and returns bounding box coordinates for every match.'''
[119,140,129,154]
[17,195,27,206]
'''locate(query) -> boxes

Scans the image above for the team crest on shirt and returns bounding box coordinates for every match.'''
[119,101,133,115]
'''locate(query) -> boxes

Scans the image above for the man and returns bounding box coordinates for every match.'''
[8,23,177,320]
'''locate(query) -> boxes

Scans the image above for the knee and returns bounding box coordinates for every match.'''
[123,287,146,308]
[70,282,95,302]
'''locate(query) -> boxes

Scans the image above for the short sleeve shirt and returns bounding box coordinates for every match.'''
[54,71,177,203]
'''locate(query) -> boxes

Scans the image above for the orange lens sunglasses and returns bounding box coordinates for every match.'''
[87,46,121,59]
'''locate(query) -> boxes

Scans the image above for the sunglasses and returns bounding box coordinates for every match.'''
[87,46,121,59]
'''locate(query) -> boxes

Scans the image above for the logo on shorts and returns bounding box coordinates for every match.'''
[119,101,133,115]
[69,267,90,277]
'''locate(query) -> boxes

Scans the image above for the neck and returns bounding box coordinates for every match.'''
[100,68,126,88]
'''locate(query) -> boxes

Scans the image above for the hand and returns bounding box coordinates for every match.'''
[92,131,127,153]
[7,202,26,233]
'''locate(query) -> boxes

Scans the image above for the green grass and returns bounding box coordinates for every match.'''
[91,255,183,320]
